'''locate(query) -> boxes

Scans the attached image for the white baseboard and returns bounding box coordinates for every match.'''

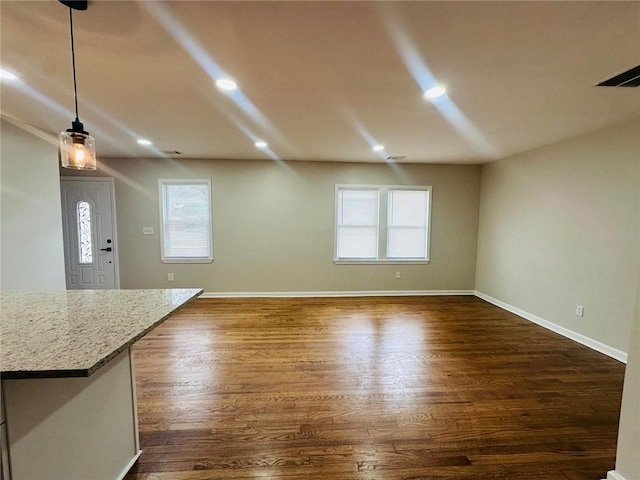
[201,290,475,299]
[117,450,142,480]
[475,291,627,364]
[605,470,627,480]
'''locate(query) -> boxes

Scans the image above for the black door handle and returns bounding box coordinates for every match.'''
[100,247,112,252]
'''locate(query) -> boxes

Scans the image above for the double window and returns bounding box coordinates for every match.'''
[335,185,431,263]
[159,179,213,263]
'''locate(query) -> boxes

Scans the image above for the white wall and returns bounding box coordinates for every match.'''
[476,120,640,353]
[0,118,66,291]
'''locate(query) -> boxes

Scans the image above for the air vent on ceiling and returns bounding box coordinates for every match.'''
[387,155,407,162]
[161,150,183,156]
[597,64,640,87]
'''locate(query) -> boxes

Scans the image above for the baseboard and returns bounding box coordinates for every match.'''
[201,290,475,299]
[117,450,142,480]
[605,470,627,480]
[475,291,627,364]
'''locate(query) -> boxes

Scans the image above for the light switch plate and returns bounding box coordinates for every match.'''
[143,227,154,235]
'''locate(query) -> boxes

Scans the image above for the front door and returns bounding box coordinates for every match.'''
[60,177,118,289]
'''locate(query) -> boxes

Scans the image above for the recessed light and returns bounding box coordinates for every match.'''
[255,141,268,148]
[0,69,19,82]
[424,85,446,99]
[137,139,153,146]
[372,145,385,152]
[216,78,238,91]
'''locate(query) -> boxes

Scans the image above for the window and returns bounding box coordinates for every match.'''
[387,189,429,259]
[159,179,213,263]
[335,185,431,263]
[336,188,380,259]
[77,200,93,264]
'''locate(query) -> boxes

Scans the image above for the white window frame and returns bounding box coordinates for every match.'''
[334,184,432,264]
[159,179,213,264]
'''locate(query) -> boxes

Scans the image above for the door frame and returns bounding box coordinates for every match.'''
[60,176,121,289]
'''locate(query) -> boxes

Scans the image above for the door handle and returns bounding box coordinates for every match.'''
[100,247,112,252]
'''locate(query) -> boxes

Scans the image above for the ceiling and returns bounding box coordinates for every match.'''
[1,1,639,164]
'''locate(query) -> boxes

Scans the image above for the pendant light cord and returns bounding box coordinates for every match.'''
[69,7,79,122]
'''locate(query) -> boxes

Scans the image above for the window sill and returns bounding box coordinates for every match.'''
[334,259,430,265]
[161,258,214,264]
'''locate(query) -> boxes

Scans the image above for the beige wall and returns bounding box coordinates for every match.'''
[71,159,481,293]
[613,158,640,480]
[0,119,66,291]
[476,120,640,352]
[615,297,639,479]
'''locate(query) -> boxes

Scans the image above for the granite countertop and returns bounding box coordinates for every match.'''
[0,288,202,379]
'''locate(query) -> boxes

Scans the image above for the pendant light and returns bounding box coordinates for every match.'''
[59,0,96,170]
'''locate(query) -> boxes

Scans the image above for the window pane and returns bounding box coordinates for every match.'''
[338,189,378,226]
[337,226,378,259]
[77,201,93,264]
[336,188,379,259]
[163,223,210,258]
[388,190,428,226]
[161,182,212,260]
[387,189,429,259]
[387,227,426,258]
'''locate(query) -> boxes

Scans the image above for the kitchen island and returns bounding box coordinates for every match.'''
[0,288,202,480]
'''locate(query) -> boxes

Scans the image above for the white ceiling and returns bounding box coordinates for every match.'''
[1,1,639,164]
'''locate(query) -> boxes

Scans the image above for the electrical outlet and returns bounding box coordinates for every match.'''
[143,227,154,235]
[395,271,401,279]
[168,273,174,282]
[576,305,584,317]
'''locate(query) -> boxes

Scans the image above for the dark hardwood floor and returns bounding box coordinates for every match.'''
[125,296,626,480]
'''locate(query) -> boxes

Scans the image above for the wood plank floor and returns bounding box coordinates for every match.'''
[125,296,626,480]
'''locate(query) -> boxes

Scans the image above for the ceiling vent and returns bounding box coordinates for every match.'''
[387,155,407,162]
[161,150,183,156]
[597,65,640,87]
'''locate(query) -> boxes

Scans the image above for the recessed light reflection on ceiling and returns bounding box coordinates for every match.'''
[137,139,153,146]
[216,78,238,91]
[372,145,385,152]
[0,69,19,82]
[255,141,268,149]
[424,85,446,100]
